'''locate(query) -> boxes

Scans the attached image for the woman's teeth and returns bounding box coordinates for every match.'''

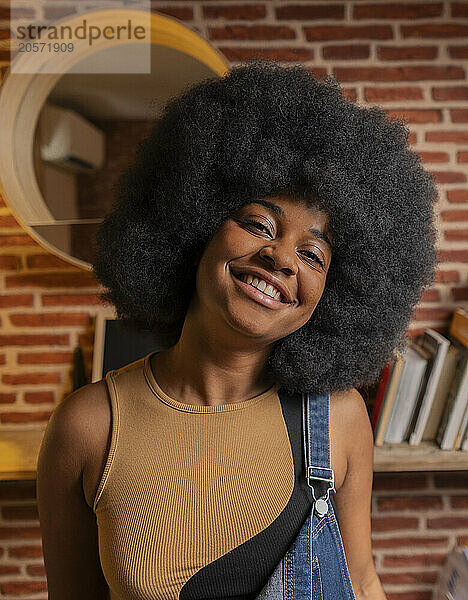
[240,273,283,301]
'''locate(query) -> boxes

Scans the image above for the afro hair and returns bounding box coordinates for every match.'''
[92,58,439,396]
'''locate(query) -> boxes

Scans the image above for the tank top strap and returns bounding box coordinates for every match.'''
[302,391,335,516]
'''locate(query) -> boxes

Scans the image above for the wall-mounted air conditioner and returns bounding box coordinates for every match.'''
[37,103,105,172]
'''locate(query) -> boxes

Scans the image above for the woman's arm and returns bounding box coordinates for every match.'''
[332,388,387,600]
[36,386,110,599]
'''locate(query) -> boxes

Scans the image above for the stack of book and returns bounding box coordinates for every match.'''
[372,308,468,451]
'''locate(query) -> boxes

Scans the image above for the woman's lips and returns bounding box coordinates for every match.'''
[230,270,292,310]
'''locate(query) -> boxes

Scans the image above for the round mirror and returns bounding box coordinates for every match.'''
[0,11,229,269]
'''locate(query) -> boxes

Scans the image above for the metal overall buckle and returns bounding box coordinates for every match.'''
[306,466,335,517]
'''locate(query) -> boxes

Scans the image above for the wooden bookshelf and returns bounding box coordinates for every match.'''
[373,440,468,472]
[0,429,467,481]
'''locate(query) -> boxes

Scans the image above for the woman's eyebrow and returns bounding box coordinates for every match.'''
[251,199,333,251]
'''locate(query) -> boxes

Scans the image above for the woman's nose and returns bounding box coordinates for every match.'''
[258,244,298,275]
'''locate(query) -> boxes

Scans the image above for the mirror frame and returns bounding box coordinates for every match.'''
[0,10,230,269]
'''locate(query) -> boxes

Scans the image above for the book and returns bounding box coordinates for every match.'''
[409,329,451,446]
[436,346,468,451]
[384,344,431,444]
[371,360,393,432]
[374,351,405,446]
[422,341,463,441]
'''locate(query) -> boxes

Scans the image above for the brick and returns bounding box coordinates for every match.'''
[9,312,90,327]
[434,472,468,488]
[444,229,468,242]
[0,481,36,501]
[42,293,102,306]
[437,249,468,262]
[0,393,15,404]
[342,88,358,102]
[0,234,39,247]
[371,535,448,548]
[453,285,468,300]
[322,44,369,60]
[433,86,468,100]
[418,151,449,163]
[447,189,468,202]
[386,109,441,123]
[364,86,423,102]
[441,210,468,221]
[452,109,468,122]
[0,213,22,227]
[17,352,74,365]
[379,571,439,584]
[457,151,468,162]
[452,2,468,17]
[275,4,344,20]
[0,333,69,346]
[9,545,43,558]
[25,254,77,269]
[436,269,460,282]
[377,495,443,511]
[43,5,76,19]
[383,553,447,567]
[427,131,468,143]
[0,6,35,19]
[448,45,468,59]
[203,5,266,19]
[5,272,97,288]
[0,256,21,270]
[420,289,440,301]
[374,472,429,490]
[414,307,454,320]
[2,372,60,385]
[430,171,466,184]
[371,516,419,531]
[152,6,193,20]
[335,66,464,82]
[0,564,19,575]
[0,581,47,594]
[427,516,468,528]
[304,66,328,79]
[304,25,393,41]
[402,23,468,38]
[377,45,438,60]
[220,47,314,62]
[3,504,38,520]
[354,3,442,19]
[209,25,295,40]
[0,294,33,308]
[24,391,54,404]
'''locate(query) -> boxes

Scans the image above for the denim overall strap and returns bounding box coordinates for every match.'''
[281,391,335,599]
[302,391,335,515]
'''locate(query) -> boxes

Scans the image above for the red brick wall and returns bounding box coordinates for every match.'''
[1,2,467,598]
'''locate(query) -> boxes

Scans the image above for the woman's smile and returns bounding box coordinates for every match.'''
[230,267,294,310]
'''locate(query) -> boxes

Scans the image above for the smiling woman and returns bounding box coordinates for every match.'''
[40,59,437,600]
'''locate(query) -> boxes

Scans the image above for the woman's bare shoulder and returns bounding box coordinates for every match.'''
[55,379,112,509]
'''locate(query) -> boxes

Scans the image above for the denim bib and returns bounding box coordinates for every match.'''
[255,391,357,600]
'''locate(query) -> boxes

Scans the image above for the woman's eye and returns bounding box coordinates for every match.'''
[242,219,272,235]
[302,250,325,268]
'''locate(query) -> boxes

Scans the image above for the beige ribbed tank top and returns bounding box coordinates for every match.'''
[93,352,296,600]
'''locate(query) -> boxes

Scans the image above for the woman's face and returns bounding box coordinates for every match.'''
[192,195,333,345]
